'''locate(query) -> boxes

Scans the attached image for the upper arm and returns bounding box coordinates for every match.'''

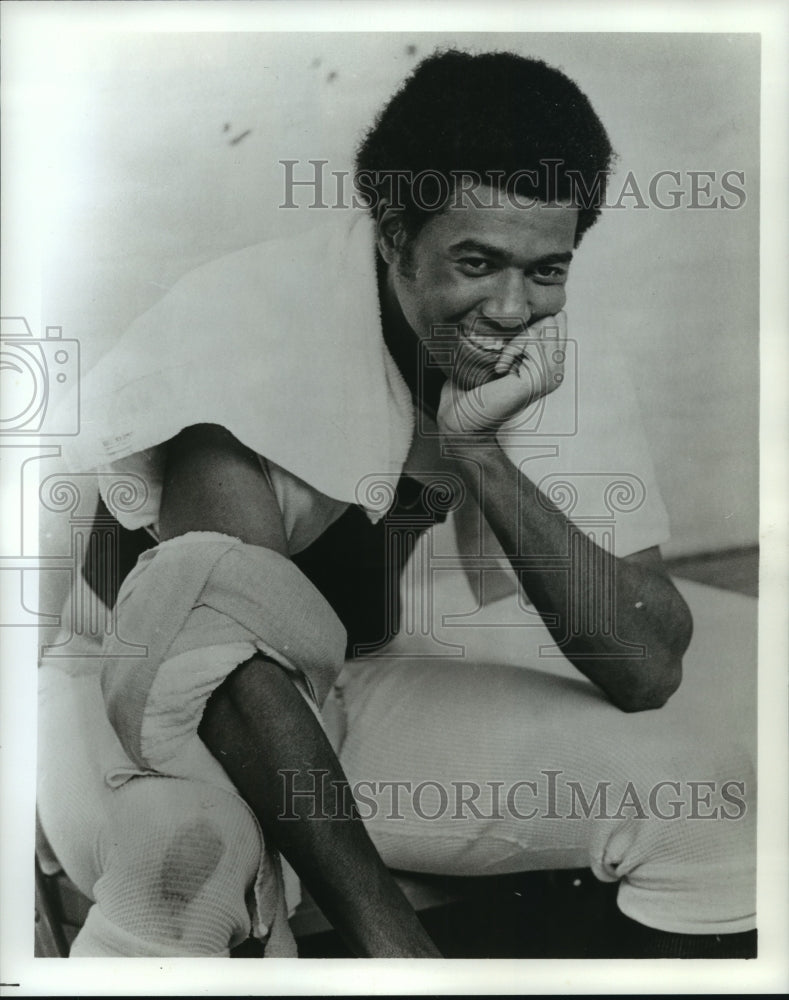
[158,423,289,555]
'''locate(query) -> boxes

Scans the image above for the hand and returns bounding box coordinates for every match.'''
[437,311,567,437]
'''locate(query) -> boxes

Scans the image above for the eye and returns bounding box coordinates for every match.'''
[458,257,495,275]
[531,263,568,283]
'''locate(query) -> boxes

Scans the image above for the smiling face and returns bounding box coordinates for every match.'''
[378,191,579,393]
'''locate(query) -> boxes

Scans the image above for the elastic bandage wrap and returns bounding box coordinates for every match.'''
[100,531,347,775]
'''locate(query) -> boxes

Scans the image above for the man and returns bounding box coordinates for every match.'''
[38,50,756,958]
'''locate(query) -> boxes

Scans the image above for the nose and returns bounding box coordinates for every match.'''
[480,270,531,328]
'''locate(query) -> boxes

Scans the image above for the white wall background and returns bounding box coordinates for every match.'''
[38,32,759,558]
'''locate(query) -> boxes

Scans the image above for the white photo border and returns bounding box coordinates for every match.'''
[1,0,787,995]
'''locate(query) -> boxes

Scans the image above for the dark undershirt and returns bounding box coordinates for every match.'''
[82,475,446,659]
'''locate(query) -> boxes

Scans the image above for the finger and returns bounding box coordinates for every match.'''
[493,312,567,375]
[493,329,535,375]
[532,310,567,347]
[477,355,547,424]
[528,313,567,382]
[499,336,553,385]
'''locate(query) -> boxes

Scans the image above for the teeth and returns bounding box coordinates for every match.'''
[465,333,504,353]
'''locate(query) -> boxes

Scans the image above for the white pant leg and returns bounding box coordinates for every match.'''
[38,662,261,956]
[329,581,756,936]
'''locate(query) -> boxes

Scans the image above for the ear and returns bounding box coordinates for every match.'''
[375,203,408,265]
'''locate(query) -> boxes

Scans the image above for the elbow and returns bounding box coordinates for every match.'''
[612,654,684,714]
[615,590,693,713]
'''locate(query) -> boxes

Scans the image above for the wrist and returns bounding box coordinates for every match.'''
[439,428,501,455]
[441,431,507,483]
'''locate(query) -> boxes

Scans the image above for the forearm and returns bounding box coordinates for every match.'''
[198,654,439,957]
[447,438,692,711]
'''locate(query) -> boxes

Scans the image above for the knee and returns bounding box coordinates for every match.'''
[597,729,756,846]
[95,782,261,952]
[588,715,754,790]
[645,729,754,795]
[158,815,230,908]
[106,780,258,868]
